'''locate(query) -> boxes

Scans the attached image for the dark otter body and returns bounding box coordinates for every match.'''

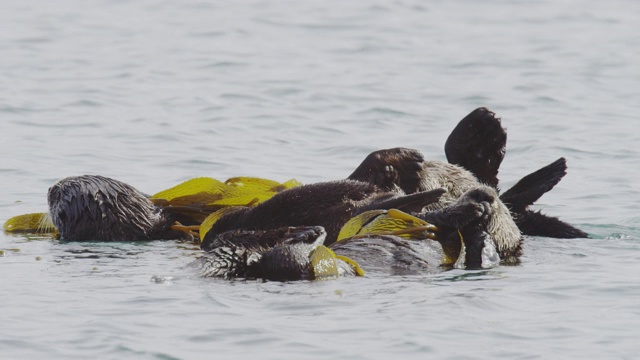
[193,186,501,280]
[201,179,445,251]
[48,175,184,241]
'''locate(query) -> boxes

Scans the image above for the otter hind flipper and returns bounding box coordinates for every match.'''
[500,157,567,213]
[500,158,588,239]
[515,210,588,238]
[356,188,447,215]
[444,107,506,188]
[348,147,425,193]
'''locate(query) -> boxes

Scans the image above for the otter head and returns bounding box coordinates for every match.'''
[423,185,520,268]
[47,175,165,241]
[255,226,328,281]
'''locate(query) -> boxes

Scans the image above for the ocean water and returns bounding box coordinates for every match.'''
[1,0,639,359]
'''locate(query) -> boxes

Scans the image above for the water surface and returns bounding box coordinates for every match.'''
[2,1,639,359]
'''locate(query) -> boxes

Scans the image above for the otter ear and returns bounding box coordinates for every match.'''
[444,107,506,188]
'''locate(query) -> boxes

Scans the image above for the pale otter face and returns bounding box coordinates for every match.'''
[194,226,329,280]
[255,226,328,281]
[47,175,162,241]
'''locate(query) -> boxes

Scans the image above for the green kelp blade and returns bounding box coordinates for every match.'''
[4,212,58,234]
[337,210,386,241]
[359,209,436,239]
[151,177,229,207]
[199,207,241,243]
[386,209,431,226]
[225,177,302,193]
[221,177,303,206]
[279,178,303,190]
[309,245,339,280]
[335,255,366,276]
[208,194,272,207]
[225,177,282,193]
[337,209,437,241]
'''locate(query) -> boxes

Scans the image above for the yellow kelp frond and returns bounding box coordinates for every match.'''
[386,209,430,226]
[337,210,386,241]
[309,245,339,280]
[151,177,229,206]
[199,207,241,243]
[208,195,265,207]
[222,177,302,205]
[335,255,366,276]
[225,177,280,192]
[450,230,466,266]
[153,177,301,209]
[338,209,438,241]
[279,178,303,190]
[225,177,302,193]
[4,212,58,235]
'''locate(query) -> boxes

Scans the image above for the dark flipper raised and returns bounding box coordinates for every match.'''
[444,107,506,188]
[501,158,588,238]
[348,147,425,194]
[500,158,567,213]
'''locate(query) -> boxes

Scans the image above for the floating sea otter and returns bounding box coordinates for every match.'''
[197,108,587,275]
[349,107,587,239]
[3,107,587,279]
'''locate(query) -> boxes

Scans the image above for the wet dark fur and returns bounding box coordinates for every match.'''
[48,175,181,241]
[348,147,425,194]
[201,179,445,250]
[444,107,506,188]
[444,108,587,239]
[499,158,589,238]
[193,226,326,280]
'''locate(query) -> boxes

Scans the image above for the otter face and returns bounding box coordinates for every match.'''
[422,185,506,269]
[195,226,330,280]
[254,226,328,281]
[47,175,163,241]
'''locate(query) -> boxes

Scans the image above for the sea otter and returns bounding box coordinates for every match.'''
[192,185,500,281]
[47,175,189,241]
[349,107,588,239]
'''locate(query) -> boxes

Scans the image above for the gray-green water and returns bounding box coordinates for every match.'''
[1,1,639,359]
